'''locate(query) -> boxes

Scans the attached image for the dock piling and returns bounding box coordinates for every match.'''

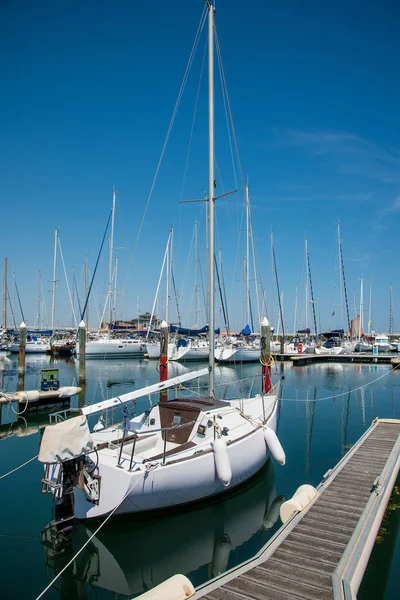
[261,317,272,394]
[17,321,26,391]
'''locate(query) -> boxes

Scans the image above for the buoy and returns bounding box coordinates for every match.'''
[135,574,195,600]
[212,534,231,576]
[213,436,232,486]
[263,426,286,465]
[280,484,318,524]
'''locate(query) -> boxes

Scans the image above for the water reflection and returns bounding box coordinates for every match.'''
[41,461,283,598]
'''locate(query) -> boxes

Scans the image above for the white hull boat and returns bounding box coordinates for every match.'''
[76,337,145,359]
[38,2,285,526]
[170,339,209,362]
[145,341,176,360]
[215,344,260,363]
[42,463,281,597]
[39,382,282,520]
[7,339,50,353]
[314,346,344,355]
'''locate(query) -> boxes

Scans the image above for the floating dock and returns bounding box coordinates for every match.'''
[287,353,396,366]
[193,418,400,600]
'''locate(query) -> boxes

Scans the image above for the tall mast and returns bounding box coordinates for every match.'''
[166,228,170,327]
[38,269,42,330]
[305,237,318,337]
[359,276,364,337]
[84,255,89,331]
[113,256,118,323]
[109,188,116,325]
[337,222,344,330]
[368,277,372,335]
[195,221,199,326]
[305,238,309,330]
[51,228,58,332]
[245,184,250,326]
[2,257,7,329]
[389,282,393,336]
[208,1,215,396]
[293,286,298,335]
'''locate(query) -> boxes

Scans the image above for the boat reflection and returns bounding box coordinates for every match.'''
[42,461,283,598]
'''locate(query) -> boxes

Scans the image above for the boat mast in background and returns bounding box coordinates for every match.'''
[389,282,393,336]
[368,277,373,335]
[108,188,116,326]
[208,0,215,397]
[2,257,7,329]
[336,221,351,335]
[359,276,364,337]
[51,228,58,332]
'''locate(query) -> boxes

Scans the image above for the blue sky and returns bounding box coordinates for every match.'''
[1,0,399,333]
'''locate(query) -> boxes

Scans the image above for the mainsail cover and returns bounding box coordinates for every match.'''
[38,415,93,463]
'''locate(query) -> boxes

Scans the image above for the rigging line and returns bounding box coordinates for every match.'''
[179,35,207,202]
[57,235,77,328]
[80,209,112,324]
[6,289,17,329]
[215,30,240,215]
[73,271,82,319]
[214,254,229,332]
[171,268,182,326]
[306,238,318,336]
[284,363,400,402]
[117,5,208,305]
[214,25,245,188]
[35,472,147,600]
[0,454,38,480]
[271,235,285,337]
[339,235,351,333]
[14,279,25,324]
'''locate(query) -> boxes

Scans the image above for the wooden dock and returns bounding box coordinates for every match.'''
[193,419,400,600]
[288,353,396,366]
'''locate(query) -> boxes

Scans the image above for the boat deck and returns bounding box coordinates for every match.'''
[193,418,400,600]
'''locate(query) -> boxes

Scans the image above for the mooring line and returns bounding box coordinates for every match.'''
[0,454,38,480]
[35,472,145,599]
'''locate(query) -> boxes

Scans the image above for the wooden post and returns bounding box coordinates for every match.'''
[18,321,26,391]
[261,317,272,394]
[159,320,168,403]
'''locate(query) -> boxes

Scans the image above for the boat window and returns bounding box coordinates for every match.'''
[173,414,181,425]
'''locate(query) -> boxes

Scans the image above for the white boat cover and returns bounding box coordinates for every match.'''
[38,415,94,463]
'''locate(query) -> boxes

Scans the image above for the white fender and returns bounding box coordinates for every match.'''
[212,534,231,577]
[280,484,318,524]
[135,574,195,600]
[263,426,286,465]
[213,437,232,486]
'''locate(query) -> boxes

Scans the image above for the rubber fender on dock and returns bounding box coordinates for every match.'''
[280,484,318,524]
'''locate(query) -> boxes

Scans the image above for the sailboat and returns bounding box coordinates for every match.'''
[37,2,284,521]
[215,186,261,363]
[76,190,145,359]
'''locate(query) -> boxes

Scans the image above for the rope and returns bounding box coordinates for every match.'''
[117,4,208,310]
[35,471,146,599]
[260,355,275,368]
[284,362,400,403]
[0,454,38,480]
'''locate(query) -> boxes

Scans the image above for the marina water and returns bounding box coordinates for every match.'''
[0,355,398,599]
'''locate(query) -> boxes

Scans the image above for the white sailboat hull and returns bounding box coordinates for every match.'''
[215,346,260,363]
[7,341,50,353]
[72,396,278,519]
[170,343,209,362]
[76,338,145,358]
